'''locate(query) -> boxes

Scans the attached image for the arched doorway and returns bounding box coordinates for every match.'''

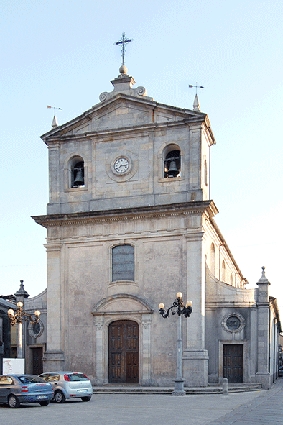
[108,320,139,383]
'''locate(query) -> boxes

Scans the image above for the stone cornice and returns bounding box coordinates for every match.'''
[206,301,256,308]
[41,93,209,144]
[32,200,218,228]
[43,117,206,144]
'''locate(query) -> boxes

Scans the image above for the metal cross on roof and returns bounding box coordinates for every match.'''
[115,32,133,66]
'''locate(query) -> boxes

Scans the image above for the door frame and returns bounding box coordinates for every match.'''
[219,341,248,383]
[108,319,139,383]
[31,346,44,375]
[92,294,154,386]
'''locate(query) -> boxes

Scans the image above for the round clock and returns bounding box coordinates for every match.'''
[113,157,130,174]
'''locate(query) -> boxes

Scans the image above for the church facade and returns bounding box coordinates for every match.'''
[32,65,281,389]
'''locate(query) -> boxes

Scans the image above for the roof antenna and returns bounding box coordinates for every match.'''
[189,83,204,111]
[47,105,62,128]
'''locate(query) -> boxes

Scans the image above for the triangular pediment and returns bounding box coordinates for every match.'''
[41,94,206,142]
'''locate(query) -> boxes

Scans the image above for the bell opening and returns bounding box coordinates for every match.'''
[164,150,180,178]
[72,161,85,187]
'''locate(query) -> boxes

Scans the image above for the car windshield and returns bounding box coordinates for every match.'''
[40,374,60,381]
[18,375,45,384]
[68,373,89,381]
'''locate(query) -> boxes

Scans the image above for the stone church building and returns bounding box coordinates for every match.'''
[32,64,281,389]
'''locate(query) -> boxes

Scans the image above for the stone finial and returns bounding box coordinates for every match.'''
[119,64,128,75]
[193,93,200,111]
[14,280,30,299]
[52,115,58,128]
[257,266,270,285]
[189,84,203,111]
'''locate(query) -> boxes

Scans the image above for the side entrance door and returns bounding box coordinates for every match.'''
[223,344,243,383]
[108,320,139,383]
[32,347,43,375]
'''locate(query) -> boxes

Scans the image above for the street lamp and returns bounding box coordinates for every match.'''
[159,292,192,396]
[7,281,41,358]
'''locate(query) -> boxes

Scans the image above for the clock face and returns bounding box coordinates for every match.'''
[113,157,130,174]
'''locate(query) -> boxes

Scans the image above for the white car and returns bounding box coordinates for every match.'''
[39,372,93,403]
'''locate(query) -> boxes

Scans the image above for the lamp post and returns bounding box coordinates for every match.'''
[7,280,41,358]
[159,292,192,396]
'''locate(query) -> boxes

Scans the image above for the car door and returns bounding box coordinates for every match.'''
[39,373,60,392]
[0,376,13,402]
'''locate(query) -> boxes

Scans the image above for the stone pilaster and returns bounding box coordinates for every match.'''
[183,231,208,387]
[141,315,152,386]
[255,267,272,389]
[94,318,104,385]
[43,243,65,372]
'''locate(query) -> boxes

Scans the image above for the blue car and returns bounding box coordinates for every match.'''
[0,374,53,408]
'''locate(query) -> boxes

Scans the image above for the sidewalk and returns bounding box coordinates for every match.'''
[209,377,283,424]
[93,382,261,394]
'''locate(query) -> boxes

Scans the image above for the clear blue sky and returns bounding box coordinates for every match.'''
[1,1,283,313]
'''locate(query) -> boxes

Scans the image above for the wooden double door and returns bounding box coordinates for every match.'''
[223,344,243,383]
[108,320,139,383]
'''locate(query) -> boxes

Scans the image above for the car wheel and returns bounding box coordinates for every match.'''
[39,401,50,406]
[54,390,66,403]
[8,394,20,408]
[81,396,91,402]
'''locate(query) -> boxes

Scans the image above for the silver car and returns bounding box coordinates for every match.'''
[39,371,93,403]
[0,374,53,408]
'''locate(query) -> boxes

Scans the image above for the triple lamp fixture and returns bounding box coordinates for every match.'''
[159,292,192,318]
[8,302,41,326]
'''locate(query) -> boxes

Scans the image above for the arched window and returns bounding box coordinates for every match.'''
[210,243,215,276]
[112,244,134,282]
[221,260,226,282]
[204,159,208,186]
[163,145,181,178]
[70,156,85,188]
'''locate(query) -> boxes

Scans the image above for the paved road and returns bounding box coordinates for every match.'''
[1,379,282,425]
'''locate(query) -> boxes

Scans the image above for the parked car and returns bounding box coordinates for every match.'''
[0,374,53,408]
[39,371,93,403]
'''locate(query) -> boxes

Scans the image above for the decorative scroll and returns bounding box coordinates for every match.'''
[99,92,109,102]
[135,86,146,96]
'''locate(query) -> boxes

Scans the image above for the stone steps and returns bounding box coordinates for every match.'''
[93,383,262,394]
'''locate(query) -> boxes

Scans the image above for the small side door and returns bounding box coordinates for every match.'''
[223,344,243,383]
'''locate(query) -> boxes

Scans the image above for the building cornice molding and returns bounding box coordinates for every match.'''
[32,200,218,229]
[43,117,207,145]
[206,301,256,308]
[41,93,208,142]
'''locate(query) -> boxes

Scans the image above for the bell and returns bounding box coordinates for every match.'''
[73,168,84,186]
[168,159,178,177]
